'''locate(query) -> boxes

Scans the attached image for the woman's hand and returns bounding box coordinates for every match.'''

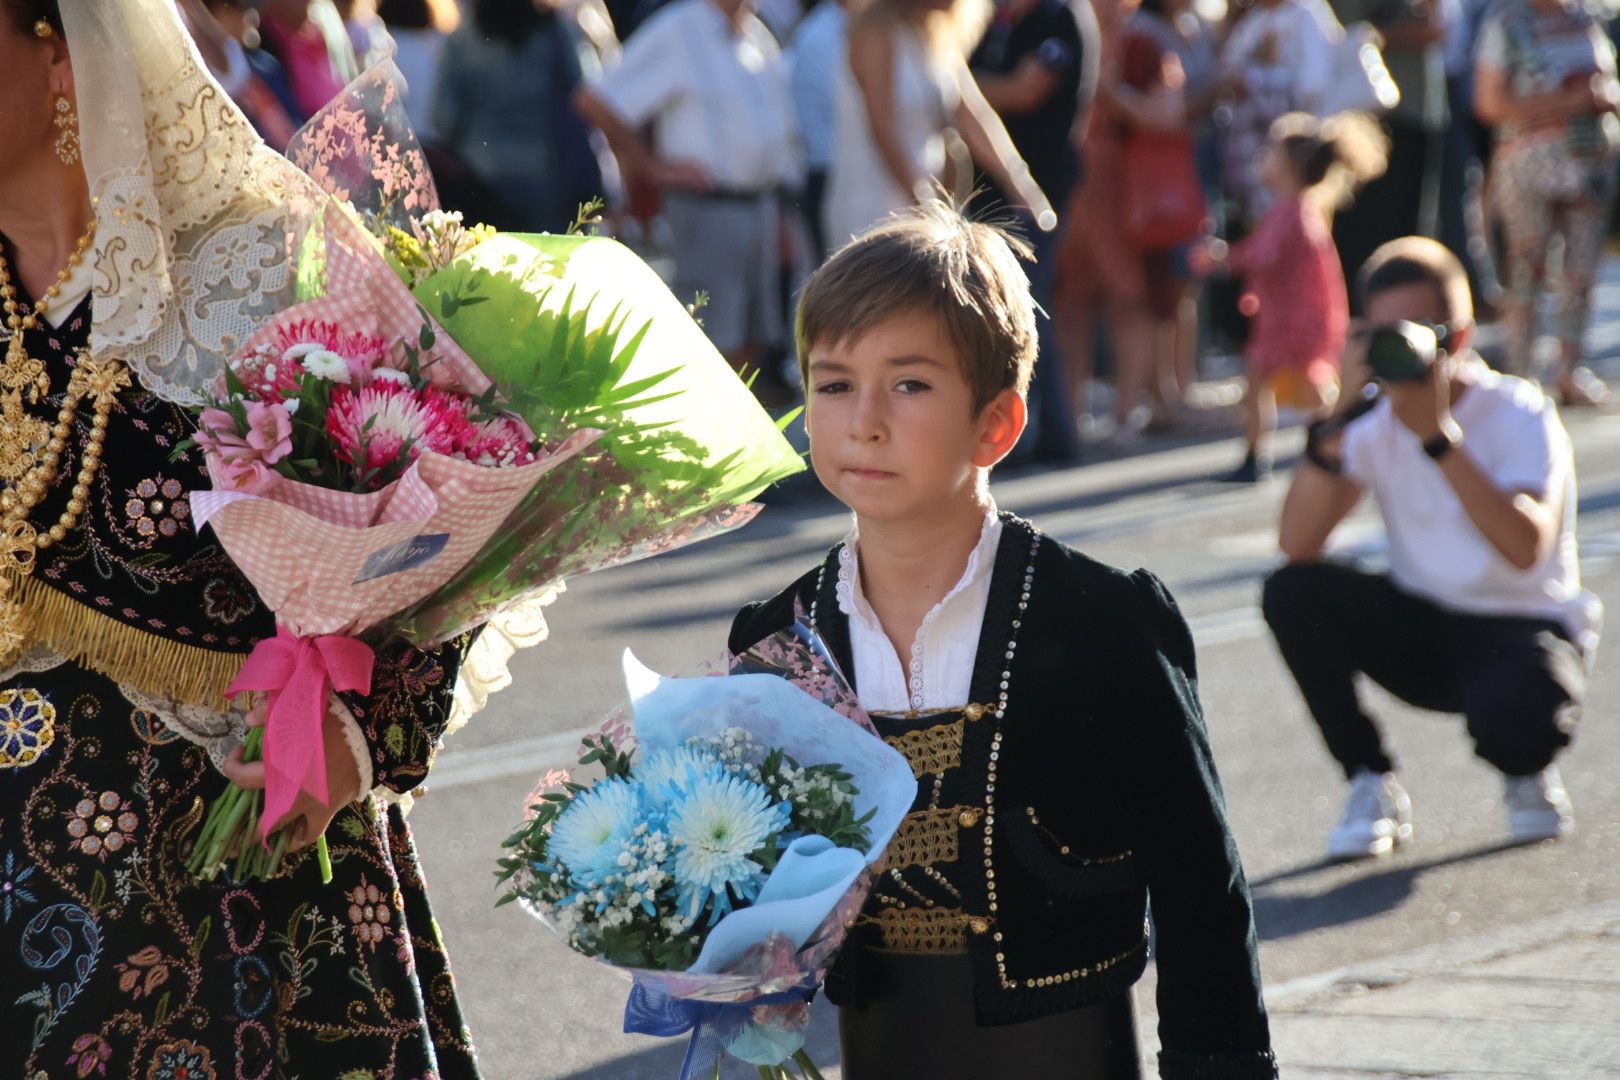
[222,694,364,853]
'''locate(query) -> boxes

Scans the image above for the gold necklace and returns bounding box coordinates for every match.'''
[0,220,129,667]
[0,221,96,486]
[0,220,131,571]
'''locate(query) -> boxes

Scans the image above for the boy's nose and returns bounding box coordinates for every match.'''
[849,390,887,441]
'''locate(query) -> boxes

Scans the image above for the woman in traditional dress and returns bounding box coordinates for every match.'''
[0,1,481,1075]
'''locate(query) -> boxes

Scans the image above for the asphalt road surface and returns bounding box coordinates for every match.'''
[408,390,1620,1079]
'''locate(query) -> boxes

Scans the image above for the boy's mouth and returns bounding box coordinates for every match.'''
[843,467,897,481]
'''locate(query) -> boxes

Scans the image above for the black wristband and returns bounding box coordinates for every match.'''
[1423,421,1463,460]
[1303,420,1344,474]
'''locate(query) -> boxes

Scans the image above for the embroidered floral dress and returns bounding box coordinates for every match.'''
[0,256,479,1080]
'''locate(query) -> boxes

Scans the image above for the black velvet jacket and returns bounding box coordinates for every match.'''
[729,515,1277,1080]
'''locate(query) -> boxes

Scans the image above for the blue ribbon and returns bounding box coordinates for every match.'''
[624,979,816,1080]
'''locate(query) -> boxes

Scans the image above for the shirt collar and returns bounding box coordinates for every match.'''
[836,504,1004,633]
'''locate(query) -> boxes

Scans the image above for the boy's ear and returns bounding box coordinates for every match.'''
[973,388,1027,468]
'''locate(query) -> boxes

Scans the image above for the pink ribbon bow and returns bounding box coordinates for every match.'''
[229,627,376,843]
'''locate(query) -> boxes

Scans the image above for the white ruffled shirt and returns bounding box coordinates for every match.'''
[837,507,1003,713]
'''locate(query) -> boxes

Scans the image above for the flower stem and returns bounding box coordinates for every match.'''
[316,834,333,883]
[791,1050,827,1080]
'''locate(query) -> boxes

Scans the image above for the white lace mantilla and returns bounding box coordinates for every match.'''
[61,0,325,405]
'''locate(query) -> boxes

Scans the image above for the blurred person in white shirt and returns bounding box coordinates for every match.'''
[1264,237,1596,862]
[575,0,804,396]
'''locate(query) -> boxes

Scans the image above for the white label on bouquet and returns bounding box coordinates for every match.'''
[354,533,451,584]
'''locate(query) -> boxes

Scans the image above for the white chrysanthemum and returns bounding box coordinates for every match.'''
[293,346,350,383]
[548,779,645,888]
[638,746,721,807]
[667,770,790,921]
[370,367,412,386]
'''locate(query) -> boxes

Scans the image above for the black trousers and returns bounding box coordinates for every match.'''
[1262,562,1584,779]
[838,951,1141,1079]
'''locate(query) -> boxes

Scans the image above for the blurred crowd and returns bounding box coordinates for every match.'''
[179,0,1620,460]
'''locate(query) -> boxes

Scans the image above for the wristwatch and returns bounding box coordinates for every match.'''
[1423,419,1464,460]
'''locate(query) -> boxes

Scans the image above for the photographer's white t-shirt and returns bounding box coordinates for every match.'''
[1342,358,1602,654]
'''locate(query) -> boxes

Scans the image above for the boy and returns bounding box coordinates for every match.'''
[728,204,1275,1079]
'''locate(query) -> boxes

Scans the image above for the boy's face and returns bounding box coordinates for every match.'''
[805,308,1024,525]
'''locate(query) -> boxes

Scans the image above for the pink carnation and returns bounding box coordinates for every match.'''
[227,347,303,403]
[326,381,476,486]
[463,415,538,467]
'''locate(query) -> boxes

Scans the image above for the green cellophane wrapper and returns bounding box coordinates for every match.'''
[384,231,804,645]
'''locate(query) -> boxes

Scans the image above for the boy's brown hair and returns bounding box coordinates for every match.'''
[1358,236,1475,326]
[795,201,1037,413]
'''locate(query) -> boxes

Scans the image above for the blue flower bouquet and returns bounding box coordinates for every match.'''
[498,625,916,1079]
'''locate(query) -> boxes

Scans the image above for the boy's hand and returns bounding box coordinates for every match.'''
[222,693,364,853]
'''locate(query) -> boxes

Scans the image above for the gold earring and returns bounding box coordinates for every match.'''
[53,95,80,166]
[33,18,53,38]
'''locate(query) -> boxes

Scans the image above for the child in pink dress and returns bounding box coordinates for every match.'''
[1195,112,1387,481]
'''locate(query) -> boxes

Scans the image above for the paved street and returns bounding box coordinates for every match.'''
[406,348,1620,1078]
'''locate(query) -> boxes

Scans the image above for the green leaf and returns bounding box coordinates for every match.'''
[89,870,107,911]
[383,724,406,756]
[190,916,211,960]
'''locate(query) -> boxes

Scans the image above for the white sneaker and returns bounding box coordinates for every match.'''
[1328,770,1413,861]
[1504,766,1574,843]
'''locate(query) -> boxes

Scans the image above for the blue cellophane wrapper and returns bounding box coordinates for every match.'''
[529,623,914,1076]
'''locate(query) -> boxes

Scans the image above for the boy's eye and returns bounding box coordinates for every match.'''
[813,380,851,395]
[895,379,931,394]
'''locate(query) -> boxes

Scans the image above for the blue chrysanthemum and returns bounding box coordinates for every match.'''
[548,778,647,888]
[667,769,791,924]
[637,746,721,808]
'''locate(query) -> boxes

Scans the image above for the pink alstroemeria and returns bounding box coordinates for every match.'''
[243,401,294,465]
[193,407,254,461]
[216,456,277,494]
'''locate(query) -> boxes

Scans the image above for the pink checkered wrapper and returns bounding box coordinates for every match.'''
[189,432,599,639]
[189,430,597,841]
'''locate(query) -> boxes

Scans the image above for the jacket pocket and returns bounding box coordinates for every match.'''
[1006,803,1140,899]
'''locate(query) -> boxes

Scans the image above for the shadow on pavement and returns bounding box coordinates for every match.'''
[1250,839,1526,942]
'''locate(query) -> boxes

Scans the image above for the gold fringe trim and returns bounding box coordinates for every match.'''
[1,568,244,709]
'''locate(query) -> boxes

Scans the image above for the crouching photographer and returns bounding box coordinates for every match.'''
[1262,237,1601,861]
